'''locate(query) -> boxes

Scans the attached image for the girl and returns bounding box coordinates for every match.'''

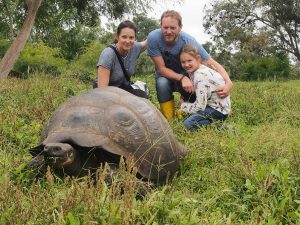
[179,44,231,131]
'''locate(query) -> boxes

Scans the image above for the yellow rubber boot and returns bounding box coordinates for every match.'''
[175,109,185,119]
[160,99,175,121]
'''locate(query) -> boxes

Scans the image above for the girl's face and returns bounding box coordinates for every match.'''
[180,52,200,73]
[116,27,136,53]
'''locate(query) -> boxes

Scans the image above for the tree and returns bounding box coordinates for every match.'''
[133,14,159,75]
[0,0,182,79]
[0,0,42,80]
[133,13,159,41]
[0,0,23,40]
[203,0,300,61]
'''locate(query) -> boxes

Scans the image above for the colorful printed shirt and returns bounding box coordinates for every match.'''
[181,65,231,115]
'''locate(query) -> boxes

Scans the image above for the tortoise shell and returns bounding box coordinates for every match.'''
[30,87,187,183]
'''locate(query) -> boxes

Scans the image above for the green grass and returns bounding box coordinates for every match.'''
[1,74,300,224]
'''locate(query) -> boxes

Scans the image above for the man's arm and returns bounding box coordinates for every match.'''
[151,55,195,93]
[203,58,233,98]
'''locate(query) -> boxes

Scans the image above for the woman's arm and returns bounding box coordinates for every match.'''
[97,66,110,87]
[140,40,147,52]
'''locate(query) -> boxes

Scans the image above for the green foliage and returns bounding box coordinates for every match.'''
[204,0,300,61]
[46,24,101,61]
[1,74,300,224]
[67,41,106,83]
[98,31,114,46]
[133,13,159,41]
[209,45,292,81]
[0,0,177,81]
[132,14,158,76]
[238,53,291,81]
[1,0,162,47]
[0,0,23,40]
[135,52,155,76]
[14,42,67,76]
[0,38,9,58]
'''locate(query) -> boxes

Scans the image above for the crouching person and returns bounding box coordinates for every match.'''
[179,44,231,131]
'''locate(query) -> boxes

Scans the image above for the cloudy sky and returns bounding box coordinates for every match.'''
[151,0,212,43]
[101,0,212,43]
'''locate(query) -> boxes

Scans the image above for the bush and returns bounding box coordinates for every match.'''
[236,53,291,81]
[14,42,67,76]
[135,52,155,76]
[67,41,106,83]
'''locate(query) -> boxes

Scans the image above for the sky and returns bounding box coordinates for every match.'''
[101,0,212,43]
[151,0,212,43]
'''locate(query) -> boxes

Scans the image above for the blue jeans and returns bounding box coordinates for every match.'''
[155,73,196,103]
[184,106,228,131]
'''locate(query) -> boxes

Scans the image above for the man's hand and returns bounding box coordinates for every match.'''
[216,82,233,98]
[181,76,194,93]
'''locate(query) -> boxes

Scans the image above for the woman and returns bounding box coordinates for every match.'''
[95,20,147,98]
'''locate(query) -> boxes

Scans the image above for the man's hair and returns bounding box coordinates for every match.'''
[160,10,182,27]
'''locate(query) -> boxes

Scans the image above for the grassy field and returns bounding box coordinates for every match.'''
[0,73,300,224]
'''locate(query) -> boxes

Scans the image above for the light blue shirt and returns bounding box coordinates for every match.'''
[147,29,210,74]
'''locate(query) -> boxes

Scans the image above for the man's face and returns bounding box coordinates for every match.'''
[160,16,182,46]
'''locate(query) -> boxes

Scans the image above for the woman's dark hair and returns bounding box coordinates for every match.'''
[113,20,137,43]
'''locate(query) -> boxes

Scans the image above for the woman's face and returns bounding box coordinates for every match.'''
[116,27,136,52]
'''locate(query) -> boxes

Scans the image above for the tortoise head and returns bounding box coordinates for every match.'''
[43,143,77,168]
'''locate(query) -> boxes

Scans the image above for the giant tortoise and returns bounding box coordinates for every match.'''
[28,87,187,184]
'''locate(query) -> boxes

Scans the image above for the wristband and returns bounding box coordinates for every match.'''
[179,75,185,83]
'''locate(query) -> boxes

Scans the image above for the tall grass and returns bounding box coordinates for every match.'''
[0,74,299,224]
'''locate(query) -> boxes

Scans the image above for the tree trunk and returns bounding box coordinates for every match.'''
[0,0,42,80]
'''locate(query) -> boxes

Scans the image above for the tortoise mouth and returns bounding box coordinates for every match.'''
[43,143,76,167]
[44,153,75,167]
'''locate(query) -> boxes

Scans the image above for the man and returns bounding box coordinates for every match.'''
[147,10,233,121]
